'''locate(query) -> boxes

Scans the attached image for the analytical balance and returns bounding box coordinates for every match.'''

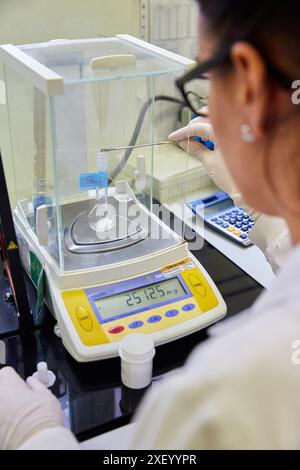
[0,35,226,361]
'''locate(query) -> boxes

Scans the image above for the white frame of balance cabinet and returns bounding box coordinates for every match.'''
[0,35,195,97]
[0,34,197,291]
[0,43,64,95]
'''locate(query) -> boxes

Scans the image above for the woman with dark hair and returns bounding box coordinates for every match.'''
[130,0,300,448]
[1,0,300,450]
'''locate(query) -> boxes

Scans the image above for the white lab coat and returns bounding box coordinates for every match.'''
[19,219,297,450]
[249,214,291,273]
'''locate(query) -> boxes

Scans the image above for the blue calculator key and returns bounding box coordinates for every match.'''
[230,219,237,224]
[216,220,223,225]
[219,214,225,219]
[211,217,218,222]
[243,215,250,220]
[236,223,242,228]
[222,223,229,228]
[224,216,230,222]
[182,304,196,312]
[165,310,179,318]
[147,315,162,324]
[240,234,248,240]
[129,320,144,329]
[232,209,239,214]
[237,216,244,222]
[241,227,248,232]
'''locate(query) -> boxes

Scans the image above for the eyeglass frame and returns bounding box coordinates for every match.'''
[176,45,293,117]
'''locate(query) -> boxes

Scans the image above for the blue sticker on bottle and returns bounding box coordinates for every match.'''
[79,172,108,190]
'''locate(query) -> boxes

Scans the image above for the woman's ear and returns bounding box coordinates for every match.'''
[230,42,271,139]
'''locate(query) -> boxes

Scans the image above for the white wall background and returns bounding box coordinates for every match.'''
[0,0,141,45]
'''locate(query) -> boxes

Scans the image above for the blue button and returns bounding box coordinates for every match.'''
[182,304,196,312]
[165,309,179,318]
[147,315,162,324]
[128,320,144,329]
[224,216,230,222]
[216,220,223,225]
[243,215,250,220]
[237,216,244,222]
[240,234,248,240]
[211,217,218,222]
[242,227,248,232]
[236,223,242,228]
[232,209,238,214]
[230,219,237,225]
[222,223,229,228]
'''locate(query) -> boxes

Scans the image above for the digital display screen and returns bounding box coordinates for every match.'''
[203,196,218,204]
[94,278,186,321]
[204,199,233,217]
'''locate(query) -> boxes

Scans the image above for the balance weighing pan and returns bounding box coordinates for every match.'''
[54,198,180,273]
[64,195,148,254]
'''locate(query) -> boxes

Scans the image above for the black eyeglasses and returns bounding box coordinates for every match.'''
[176,46,293,117]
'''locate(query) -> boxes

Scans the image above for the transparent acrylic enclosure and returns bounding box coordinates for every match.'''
[0,36,190,274]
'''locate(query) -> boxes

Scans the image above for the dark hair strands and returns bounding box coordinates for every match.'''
[197,0,300,214]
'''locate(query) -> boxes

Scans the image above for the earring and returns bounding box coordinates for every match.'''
[240,124,256,143]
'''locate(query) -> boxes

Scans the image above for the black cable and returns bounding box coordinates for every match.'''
[109,95,185,183]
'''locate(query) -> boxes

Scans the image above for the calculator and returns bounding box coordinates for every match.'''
[187,192,254,247]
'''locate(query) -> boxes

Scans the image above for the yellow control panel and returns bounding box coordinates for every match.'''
[61,259,220,347]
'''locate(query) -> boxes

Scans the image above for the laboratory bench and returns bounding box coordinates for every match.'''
[0,215,264,443]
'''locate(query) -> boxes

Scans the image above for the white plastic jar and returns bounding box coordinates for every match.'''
[119,334,155,389]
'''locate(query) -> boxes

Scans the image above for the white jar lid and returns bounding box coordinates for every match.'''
[119,334,155,363]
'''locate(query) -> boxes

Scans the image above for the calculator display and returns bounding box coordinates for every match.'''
[204,199,233,217]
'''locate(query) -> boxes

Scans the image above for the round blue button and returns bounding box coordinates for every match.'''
[182,304,196,312]
[147,315,162,324]
[128,320,144,329]
[165,309,179,318]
